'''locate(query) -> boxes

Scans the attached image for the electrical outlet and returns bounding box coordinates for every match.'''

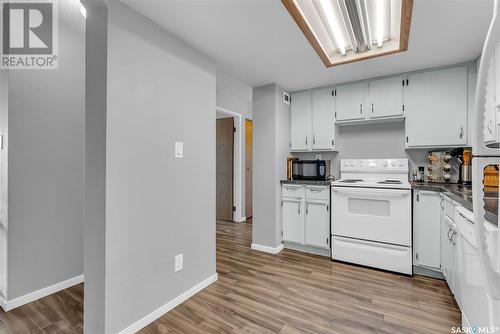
[315,154,322,160]
[174,253,183,272]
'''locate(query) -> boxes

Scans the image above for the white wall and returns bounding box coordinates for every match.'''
[252,84,290,248]
[3,12,85,302]
[85,2,217,332]
[0,70,7,302]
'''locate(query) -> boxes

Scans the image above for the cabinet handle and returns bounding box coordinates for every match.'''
[285,187,298,191]
[459,126,464,139]
[306,203,309,214]
[447,227,453,242]
[451,230,457,246]
[309,188,325,192]
[313,135,316,145]
[305,136,308,145]
[371,103,374,113]
[298,202,301,214]
[360,104,363,114]
[326,237,329,244]
[440,198,444,209]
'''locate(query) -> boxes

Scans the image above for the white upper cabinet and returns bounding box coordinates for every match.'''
[335,81,366,122]
[368,75,404,119]
[290,92,312,151]
[312,88,336,150]
[405,66,468,148]
[496,43,500,107]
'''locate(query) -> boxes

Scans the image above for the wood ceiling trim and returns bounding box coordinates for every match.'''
[282,0,414,67]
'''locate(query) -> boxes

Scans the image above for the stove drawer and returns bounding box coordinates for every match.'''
[331,187,411,246]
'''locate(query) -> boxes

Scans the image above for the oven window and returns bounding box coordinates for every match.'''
[348,198,390,217]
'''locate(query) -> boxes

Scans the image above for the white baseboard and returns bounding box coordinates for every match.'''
[251,243,284,254]
[234,217,247,223]
[3,274,84,311]
[118,273,218,334]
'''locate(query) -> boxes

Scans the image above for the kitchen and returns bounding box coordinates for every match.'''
[0,0,499,333]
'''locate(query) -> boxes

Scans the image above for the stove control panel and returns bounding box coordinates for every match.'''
[340,159,409,173]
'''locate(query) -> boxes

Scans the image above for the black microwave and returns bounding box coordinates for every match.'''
[292,160,329,180]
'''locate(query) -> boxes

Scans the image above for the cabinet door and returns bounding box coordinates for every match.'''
[440,218,447,278]
[484,56,497,144]
[413,190,441,269]
[305,201,330,248]
[368,76,404,118]
[335,82,366,121]
[290,92,312,151]
[312,88,336,150]
[282,199,305,244]
[496,43,500,107]
[405,66,467,147]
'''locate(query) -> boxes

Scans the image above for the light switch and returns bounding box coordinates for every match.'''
[175,253,183,272]
[175,141,183,158]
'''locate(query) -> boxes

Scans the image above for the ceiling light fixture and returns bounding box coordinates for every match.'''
[282,0,413,67]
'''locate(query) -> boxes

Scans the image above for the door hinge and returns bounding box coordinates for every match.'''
[233,127,236,133]
[232,206,236,212]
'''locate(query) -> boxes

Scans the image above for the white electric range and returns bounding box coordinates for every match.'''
[331,159,412,275]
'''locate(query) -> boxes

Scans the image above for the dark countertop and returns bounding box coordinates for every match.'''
[411,182,498,224]
[281,179,333,186]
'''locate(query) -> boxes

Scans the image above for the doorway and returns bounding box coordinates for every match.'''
[245,119,253,219]
[216,117,234,222]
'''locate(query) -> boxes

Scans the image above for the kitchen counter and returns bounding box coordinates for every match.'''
[411,182,498,224]
[281,179,333,186]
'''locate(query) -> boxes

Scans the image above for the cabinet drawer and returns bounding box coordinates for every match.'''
[305,185,330,200]
[443,195,457,221]
[282,184,304,198]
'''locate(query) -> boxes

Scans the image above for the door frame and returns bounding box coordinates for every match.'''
[216,106,245,222]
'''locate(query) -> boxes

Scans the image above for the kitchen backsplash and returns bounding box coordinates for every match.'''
[291,122,460,182]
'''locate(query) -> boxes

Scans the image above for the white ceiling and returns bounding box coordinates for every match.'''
[123,0,493,92]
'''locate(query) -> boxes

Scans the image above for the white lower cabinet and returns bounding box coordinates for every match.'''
[413,190,441,270]
[440,194,460,306]
[282,184,330,253]
[305,200,330,249]
[282,198,304,244]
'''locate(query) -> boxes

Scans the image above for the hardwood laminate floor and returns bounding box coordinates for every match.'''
[0,220,460,333]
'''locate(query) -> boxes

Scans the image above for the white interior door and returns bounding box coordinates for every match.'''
[290,92,312,151]
[305,200,329,249]
[335,82,366,121]
[282,199,304,244]
[368,76,404,118]
[312,88,335,150]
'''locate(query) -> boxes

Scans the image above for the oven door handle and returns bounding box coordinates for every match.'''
[331,187,410,196]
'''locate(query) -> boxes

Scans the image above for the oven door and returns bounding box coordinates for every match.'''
[331,187,411,246]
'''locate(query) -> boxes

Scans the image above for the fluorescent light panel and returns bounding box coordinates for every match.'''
[284,0,411,67]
